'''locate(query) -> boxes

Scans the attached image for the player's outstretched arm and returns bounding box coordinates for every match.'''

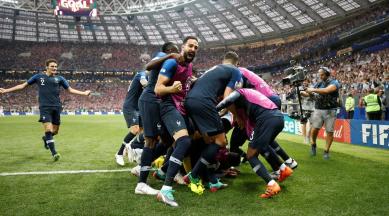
[0,82,28,94]
[67,87,91,96]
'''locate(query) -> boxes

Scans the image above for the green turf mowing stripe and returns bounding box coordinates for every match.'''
[0,169,131,176]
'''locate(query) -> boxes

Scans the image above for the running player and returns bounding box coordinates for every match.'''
[115,70,148,166]
[0,59,91,161]
[154,36,199,207]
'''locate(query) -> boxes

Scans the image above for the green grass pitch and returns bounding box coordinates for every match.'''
[0,115,388,216]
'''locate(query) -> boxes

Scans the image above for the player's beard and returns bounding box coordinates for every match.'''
[184,51,196,63]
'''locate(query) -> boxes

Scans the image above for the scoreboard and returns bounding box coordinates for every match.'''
[53,0,97,17]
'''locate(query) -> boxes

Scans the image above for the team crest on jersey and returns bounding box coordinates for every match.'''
[54,77,59,83]
[176,120,181,126]
[157,123,161,130]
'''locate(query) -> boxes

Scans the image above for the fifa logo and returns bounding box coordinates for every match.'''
[362,124,389,146]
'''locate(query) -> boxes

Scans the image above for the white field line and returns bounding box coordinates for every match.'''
[0,169,132,176]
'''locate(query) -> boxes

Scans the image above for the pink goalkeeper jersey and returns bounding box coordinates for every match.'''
[239,67,275,97]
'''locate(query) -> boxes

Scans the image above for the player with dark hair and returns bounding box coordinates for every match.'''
[115,69,148,166]
[183,51,243,194]
[0,59,91,161]
[154,36,199,207]
[216,89,293,198]
[134,42,182,195]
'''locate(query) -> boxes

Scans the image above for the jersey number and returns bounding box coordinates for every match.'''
[40,78,45,86]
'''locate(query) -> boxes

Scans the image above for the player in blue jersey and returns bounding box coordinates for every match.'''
[154,36,199,207]
[183,51,243,194]
[115,70,148,166]
[0,59,91,161]
[134,42,183,195]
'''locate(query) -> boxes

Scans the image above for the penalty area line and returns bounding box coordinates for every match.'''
[0,169,132,176]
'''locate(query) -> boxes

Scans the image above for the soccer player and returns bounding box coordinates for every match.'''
[154,36,199,207]
[115,70,148,166]
[135,42,181,195]
[0,59,91,161]
[216,89,292,198]
[238,67,298,173]
[183,51,243,194]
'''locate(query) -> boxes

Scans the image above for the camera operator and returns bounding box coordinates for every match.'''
[300,67,340,160]
[301,78,315,144]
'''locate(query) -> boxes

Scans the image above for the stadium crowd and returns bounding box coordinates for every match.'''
[0,4,388,71]
[0,4,388,117]
[1,46,388,118]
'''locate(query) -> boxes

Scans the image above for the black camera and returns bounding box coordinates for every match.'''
[288,110,312,124]
[282,60,309,123]
[282,65,308,86]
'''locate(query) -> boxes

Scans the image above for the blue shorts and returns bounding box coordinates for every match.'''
[123,108,141,128]
[248,116,284,151]
[185,97,224,136]
[160,99,194,137]
[138,99,162,138]
[39,106,62,125]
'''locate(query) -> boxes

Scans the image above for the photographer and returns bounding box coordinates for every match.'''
[301,67,340,160]
[301,78,315,144]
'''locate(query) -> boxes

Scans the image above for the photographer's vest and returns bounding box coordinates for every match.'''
[314,79,339,110]
[364,94,380,113]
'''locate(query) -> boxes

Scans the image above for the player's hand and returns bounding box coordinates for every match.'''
[190,76,197,83]
[170,81,182,93]
[169,53,185,65]
[84,90,91,96]
[0,88,7,94]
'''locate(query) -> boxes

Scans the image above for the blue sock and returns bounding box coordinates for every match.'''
[131,133,145,149]
[248,157,272,183]
[260,146,282,171]
[153,142,167,160]
[191,143,220,179]
[138,147,154,183]
[45,132,57,156]
[164,136,192,186]
[161,147,174,173]
[270,141,290,161]
[206,163,218,184]
[118,132,135,155]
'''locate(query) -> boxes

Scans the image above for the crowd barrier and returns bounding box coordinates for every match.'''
[283,114,389,149]
[337,107,389,120]
[1,111,122,116]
